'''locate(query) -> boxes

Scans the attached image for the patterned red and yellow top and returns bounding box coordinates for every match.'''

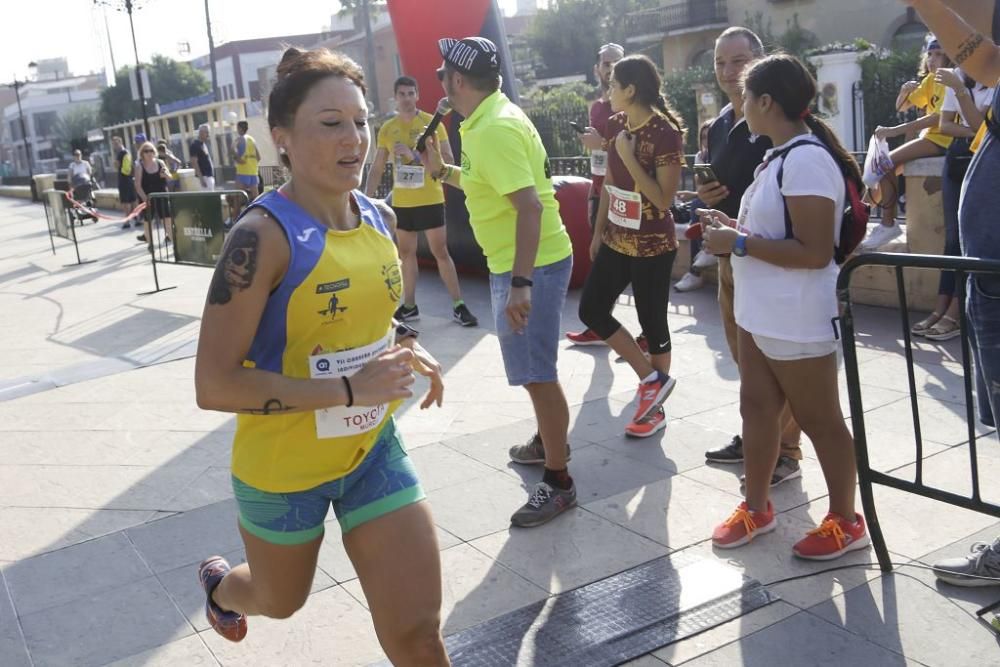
[602,111,684,257]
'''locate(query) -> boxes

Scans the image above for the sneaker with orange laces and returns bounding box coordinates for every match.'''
[633,371,676,422]
[793,512,870,561]
[712,501,776,548]
[625,406,666,438]
[566,329,606,346]
[198,556,248,642]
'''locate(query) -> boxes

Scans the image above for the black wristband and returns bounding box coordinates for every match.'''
[511,276,533,288]
[342,376,354,408]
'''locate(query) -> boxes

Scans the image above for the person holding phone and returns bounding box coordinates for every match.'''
[696,28,805,487]
[699,54,869,560]
[577,54,685,438]
[674,120,715,292]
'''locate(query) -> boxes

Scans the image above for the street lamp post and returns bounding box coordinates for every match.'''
[124,0,151,137]
[97,0,152,137]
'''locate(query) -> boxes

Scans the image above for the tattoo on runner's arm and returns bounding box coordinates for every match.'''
[239,398,295,415]
[208,228,259,305]
[954,33,986,65]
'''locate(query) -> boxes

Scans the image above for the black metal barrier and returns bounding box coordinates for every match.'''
[142,190,248,295]
[837,252,1000,572]
[41,189,95,266]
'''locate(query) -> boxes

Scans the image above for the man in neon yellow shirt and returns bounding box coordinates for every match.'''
[422,36,576,528]
[366,76,478,327]
[232,120,261,204]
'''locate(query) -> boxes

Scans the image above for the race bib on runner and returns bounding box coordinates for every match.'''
[309,331,393,439]
[590,149,608,176]
[606,185,642,230]
[394,164,425,189]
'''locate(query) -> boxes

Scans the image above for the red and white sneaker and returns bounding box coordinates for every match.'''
[633,372,676,422]
[565,329,606,346]
[793,512,870,561]
[625,406,666,438]
[198,556,248,642]
[712,501,776,549]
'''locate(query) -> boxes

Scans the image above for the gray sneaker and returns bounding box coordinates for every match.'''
[508,433,571,465]
[740,456,802,488]
[933,537,1000,587]
[510,482,577,528]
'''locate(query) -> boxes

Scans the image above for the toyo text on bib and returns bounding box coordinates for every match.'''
[394,164,426,189]
[309,331,393,438]
[590,149,608,176]
[606,185,642,230]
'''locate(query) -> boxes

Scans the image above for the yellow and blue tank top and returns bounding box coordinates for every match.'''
[231,189,403,493]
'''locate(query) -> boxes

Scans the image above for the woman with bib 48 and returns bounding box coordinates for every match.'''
[578,54,685,438]
[193,46,450,666]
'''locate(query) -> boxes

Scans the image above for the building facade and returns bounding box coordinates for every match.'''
[0,69,104,177]
[626,1,930,72]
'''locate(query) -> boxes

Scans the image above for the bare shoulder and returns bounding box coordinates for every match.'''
[371,198,397,234]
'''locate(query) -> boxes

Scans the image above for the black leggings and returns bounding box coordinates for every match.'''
[579,243,675,354]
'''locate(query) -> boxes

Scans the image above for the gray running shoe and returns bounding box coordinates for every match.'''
[508,433,571,465]
[740,456,803,488]
[510,482,577,528]
[933,537,1000,587]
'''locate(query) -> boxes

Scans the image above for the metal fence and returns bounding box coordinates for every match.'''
[837,252,1000,573]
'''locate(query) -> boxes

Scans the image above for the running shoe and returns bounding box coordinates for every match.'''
[452,303,478,327]
[198,556,248,642]
[792,512,870,560]
[674,272,704,292]
[625,406,666,438]
[712,501,776,549]
[510,482,577,528]
[705,435,743,463]
[394,304,420,322]
[633,371,676,422]
[508,433,571,465]
[859,223,903,250]
[565,329,605,346]
[933,537,1000,587]
[740,455,803,488]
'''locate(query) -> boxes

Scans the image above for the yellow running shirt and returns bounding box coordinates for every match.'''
[377,111,448,207]
[230,189,403,492]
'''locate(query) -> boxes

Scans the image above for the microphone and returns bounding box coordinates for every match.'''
[416,98,452,154]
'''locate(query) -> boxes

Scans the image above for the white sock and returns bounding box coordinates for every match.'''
[642,370,659,384]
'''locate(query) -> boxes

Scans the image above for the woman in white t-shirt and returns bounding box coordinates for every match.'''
[698,54,870,561]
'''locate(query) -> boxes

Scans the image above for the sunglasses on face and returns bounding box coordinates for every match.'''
[142,149,154,154]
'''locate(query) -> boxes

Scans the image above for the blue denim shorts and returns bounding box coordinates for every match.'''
[489,255,572,386]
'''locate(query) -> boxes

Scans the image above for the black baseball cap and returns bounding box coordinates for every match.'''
[437,37,501,78]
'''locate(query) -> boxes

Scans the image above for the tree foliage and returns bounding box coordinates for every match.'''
[526,0,606,81]
[99,55,210,126]
[53,106,100,155]
[523,82,592,157]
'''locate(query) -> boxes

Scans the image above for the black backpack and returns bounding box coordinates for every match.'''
[772,139,870,265]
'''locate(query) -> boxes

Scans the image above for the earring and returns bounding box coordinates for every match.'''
[278,146,287,154]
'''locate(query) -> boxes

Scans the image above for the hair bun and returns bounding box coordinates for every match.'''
[277,47,305,79]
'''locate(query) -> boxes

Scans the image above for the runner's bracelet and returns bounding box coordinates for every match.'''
[342,376,354,407]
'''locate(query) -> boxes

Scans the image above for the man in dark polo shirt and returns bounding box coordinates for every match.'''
[696,27,804,485]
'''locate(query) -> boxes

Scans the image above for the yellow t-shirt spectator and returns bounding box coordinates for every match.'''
[909,73,954,149]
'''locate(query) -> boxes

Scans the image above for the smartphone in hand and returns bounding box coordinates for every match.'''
[569,121,586,135]
[693,164,719,185]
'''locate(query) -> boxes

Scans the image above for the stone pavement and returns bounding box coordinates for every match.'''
[0,195,998,666]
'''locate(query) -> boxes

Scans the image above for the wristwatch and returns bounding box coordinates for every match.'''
[511,276,533,288]
[732,234,749,258]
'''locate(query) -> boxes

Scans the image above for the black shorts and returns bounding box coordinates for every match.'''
[394,203,445,232]
[118,177,137,204]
